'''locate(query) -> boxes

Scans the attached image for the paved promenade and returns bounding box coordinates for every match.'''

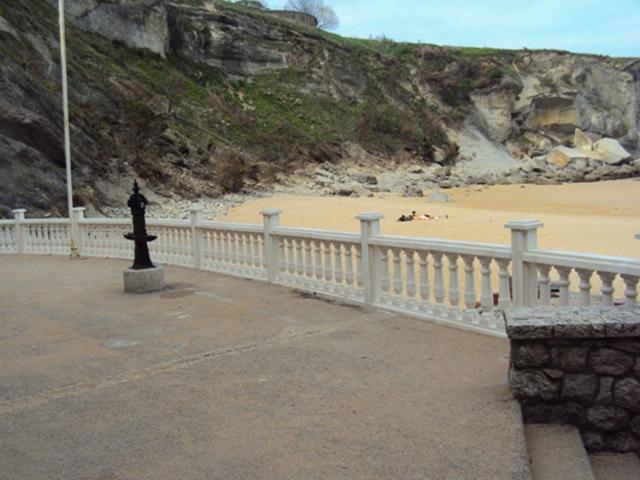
[0,255,530,479]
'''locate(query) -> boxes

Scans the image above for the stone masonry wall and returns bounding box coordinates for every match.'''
[506,308,640,456]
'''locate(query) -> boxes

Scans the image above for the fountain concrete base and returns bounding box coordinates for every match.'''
[123,266,165,293]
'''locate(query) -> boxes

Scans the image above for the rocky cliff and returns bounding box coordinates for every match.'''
[1,0,639,215]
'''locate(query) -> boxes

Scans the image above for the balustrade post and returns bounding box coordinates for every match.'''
[72,207,86,255]
[356,212,384,306]
[261,209,282,283]
[505,220,543,308]
[189,206,204,269]
[536,264,552,306]
[12,209,26,254]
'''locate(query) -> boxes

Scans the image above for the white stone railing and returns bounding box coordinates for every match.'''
[3,208,639,338]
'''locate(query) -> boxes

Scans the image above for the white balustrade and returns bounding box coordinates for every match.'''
[0,221,16,253]
[4,208,639,339]
[23,220,70,255]
[270,226,361,299]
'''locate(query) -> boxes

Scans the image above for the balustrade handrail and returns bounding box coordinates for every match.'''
[79,218,130,226]
[198,221,263,233]
[22,218,70,225]
[524,249,640,276]
[370,234,512,259]
[272,226,360,243]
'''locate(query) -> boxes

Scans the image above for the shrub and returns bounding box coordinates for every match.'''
[215,150,254,193]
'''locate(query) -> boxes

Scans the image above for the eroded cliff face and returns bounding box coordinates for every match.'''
[1,0,639,215]
[48,0,170,56]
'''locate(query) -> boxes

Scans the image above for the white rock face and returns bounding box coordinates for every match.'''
[51,0,169,57]
[573,129,594,151]
[515,52,639,148]
[593,138,632,165]
[471,90,515,143]
[453,125,520,177]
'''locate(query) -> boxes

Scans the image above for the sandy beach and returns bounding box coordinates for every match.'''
[221,179,640,259]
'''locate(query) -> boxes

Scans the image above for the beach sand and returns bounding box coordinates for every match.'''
[221,179,640,259]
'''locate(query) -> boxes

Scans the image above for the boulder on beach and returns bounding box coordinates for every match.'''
[426,191,454,203]
[593,138,632,165]
[546,146,596,168]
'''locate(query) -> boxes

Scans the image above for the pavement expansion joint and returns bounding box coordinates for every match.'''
[0,327,329,416]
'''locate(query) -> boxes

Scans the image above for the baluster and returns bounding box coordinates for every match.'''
[40,225,46,253]
[296,238,304,280]
[287,239,296,281]
[246,234,254,270]
[304,240,313,279]
[379,247,391,304]
[462,255,476,311]
[391,248,403,306]
[344,244,354,298]
[220,231,228,267]
[211,231,218,269]
[163,227,170,262]
[479,257,493,310]
[38,225,44,252]
[418,252,430,312]
[175,228,182,264]
[355,245,364,297]
[246,233,254,270]
[228,231,236,267]
[323,241,333,292]
[50,225,57,253]
[447,254,460,309]
[556,267,572,306]
[536,264,552,306]
[278,237,286,278]
[313,240,323,286]
[172,228,179,264]
[241,234,249,269]
[203,231,211,269]
[256,235,264,270]
[28,226,34,253]
[234,232,242,267]
[46,226,53,253]
[212,231,220,268]
[497,259,511,308]
[224,231,232,267]
[432,253,445,313]
[576,268,593,306]
[162,228,170,263]
[621,274,639,307]
[219,231,227,269]
[405,250,417,310]
[248,235,256,270]
[333,243,344,295]
[598,272,615,307]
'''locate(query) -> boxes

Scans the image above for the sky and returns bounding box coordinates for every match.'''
[272,0,640,57]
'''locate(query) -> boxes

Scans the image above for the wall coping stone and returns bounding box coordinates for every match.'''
[505,307,640,340]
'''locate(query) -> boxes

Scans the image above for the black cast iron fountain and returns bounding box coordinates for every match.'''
[124,180,157,270]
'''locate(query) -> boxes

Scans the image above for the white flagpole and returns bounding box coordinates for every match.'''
[58,0,79,256]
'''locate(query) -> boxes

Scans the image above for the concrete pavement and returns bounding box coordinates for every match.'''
[0,255,530,479]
